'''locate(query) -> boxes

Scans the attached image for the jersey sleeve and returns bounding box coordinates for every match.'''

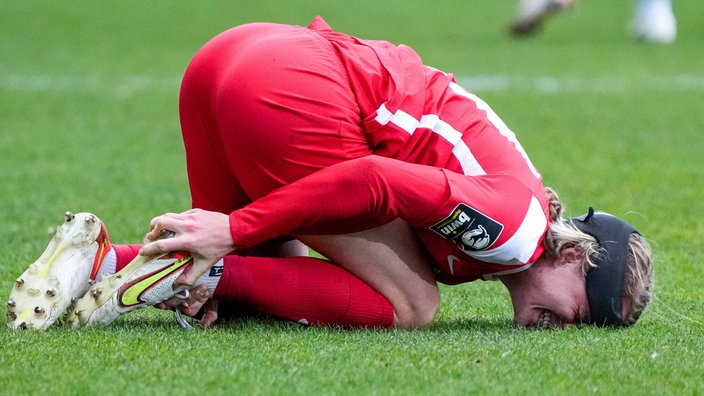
[419,176,548,267]
[230,155,453,249]
[230,155,547,264]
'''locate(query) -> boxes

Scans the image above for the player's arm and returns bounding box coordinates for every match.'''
[229,155,459,250]
[142,155,454,274]
[142,154,531,286]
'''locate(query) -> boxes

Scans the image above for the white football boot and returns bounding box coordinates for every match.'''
[67,249,193,328]
[7,212,111,330]
[632,0,676,44]
[510,0,574,35]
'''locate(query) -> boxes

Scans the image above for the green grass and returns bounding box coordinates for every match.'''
[1,0,703,394]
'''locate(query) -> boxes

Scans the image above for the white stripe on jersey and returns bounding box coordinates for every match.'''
[465,195,547,265]
[374,80,547,272]
[449,82,541,179]
[374,104,486,176]
[374,104,418,135]
[418,114,486,176]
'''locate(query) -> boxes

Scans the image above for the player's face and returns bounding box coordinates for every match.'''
[500,248,590,329]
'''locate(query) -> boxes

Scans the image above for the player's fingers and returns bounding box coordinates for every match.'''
[148,212,182,228]
[157,282,208,312]
[139,238,181,256]
[144,226,169,243]
[201,299,219,328]
[139,240,163,256]
[145,213,187,240]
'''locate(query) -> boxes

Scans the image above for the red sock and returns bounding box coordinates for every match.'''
[214,255,395,328]
[111,244,142,271]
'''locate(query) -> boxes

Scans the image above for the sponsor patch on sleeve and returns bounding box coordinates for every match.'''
[430,203,504,251]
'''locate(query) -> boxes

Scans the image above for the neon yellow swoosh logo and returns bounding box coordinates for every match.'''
[119,255,192,307]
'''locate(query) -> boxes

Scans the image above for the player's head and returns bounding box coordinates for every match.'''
[502,189,652,328]
[569,208,653,325]
[543,189,653,327]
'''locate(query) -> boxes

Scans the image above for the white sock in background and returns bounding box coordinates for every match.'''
[633,0,677,44]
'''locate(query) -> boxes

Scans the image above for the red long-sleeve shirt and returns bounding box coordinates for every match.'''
[230,155,548,284]
[181,17,550,284]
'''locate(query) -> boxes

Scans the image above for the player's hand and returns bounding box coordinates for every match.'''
[156,284,219,328]
[140,208,235,287]
[156,284,210,314]
[201,299,219,328]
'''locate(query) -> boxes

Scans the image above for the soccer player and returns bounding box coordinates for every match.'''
[510,0,677,44]
[8,17,652,331]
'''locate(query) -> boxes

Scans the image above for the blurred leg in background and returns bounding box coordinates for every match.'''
[509,0,676,44]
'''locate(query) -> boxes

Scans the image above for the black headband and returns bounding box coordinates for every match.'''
[571,208,638,327]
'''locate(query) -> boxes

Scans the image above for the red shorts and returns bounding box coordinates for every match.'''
[179,22,371,213]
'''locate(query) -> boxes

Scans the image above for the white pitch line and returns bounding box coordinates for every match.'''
[456,74,704,93]
[2,73,704,94]
[0,73,180,97]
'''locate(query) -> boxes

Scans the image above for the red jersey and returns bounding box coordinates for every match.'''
[180,18,550,283]
[308,17,543,189]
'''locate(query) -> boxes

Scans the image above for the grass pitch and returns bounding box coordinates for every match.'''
[1,1,703,394]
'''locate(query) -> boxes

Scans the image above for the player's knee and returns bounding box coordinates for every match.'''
[394,295,440,330]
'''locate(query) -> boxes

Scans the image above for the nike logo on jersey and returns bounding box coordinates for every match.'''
[118,254,193,308]
[447,255,459,275]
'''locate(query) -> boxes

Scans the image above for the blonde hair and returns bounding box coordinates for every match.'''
[542,187,654,325]
[543,187,600,274]
[622,232,653,325]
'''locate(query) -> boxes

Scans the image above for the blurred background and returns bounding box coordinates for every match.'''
[1,1,702,393]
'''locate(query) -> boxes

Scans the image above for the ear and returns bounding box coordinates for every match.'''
[556,247,585,267]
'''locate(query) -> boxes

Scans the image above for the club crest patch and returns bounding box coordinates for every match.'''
[430,203,503,251]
